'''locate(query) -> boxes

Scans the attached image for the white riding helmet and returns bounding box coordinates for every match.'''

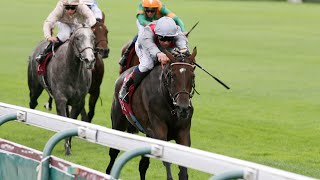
[80,0,94,5]
[63,0,80,5]
[154,17,179,37]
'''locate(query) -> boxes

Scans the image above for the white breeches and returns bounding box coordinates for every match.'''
[91,4,103,20]
[135,42,155,72]
[56,22,74,42]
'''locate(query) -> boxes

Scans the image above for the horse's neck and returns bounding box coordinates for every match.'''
[149,65,171,97]
[65,44,81,68]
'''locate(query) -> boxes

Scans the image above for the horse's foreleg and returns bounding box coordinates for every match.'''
[139,156,150,180]
[87,90,100,123]
[106,148,120,174]
[55,100,71,155]
[176,129,191,180]
[80,107,89,123]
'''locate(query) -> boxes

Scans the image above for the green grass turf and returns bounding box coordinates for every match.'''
[0,0,320,179]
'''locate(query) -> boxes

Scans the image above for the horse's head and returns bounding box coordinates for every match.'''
[70,24,96,69]
[163,47,197,120]
[92,22,110,58]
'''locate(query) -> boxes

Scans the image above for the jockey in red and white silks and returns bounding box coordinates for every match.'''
[135,17,188,72]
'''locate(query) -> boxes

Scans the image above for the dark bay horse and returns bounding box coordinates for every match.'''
[46,21,109,123]
[28,25,96,155]
[107,48,197,180]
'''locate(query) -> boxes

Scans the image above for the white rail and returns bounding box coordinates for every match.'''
[0,102,317,180]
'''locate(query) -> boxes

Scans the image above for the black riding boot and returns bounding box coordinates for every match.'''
[119,67,147,103]
[119,35,138,66]
[35,38,63,63]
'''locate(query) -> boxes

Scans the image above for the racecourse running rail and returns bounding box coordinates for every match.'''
[0,102,317,180]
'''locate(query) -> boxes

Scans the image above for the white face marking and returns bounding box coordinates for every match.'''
[179,68,186,74]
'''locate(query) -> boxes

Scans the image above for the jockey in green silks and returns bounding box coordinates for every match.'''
[119,0,186,67]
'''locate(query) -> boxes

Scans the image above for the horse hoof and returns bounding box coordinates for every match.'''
[44,103,52,111]
[65,149,72,156]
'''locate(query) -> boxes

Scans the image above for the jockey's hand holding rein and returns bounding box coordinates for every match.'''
[157,52,170,65]
[47,37,59,43]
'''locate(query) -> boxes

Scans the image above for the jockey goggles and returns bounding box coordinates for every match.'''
[157,35,174,42]
[145,8,156,13]
[65,5,77,10]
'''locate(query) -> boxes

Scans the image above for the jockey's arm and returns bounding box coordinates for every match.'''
[175,28,189,51]
[137,14,151,27]
[138,27,161,60]
[43,1,63,40]
[172,16,186,32]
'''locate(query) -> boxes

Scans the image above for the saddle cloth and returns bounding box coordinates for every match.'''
[37,52,53,75]
[118,73,145,133]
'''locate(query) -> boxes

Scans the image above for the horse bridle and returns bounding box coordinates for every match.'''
[93,23,109,57]
[71,27,95,61]
[164,62,196,106]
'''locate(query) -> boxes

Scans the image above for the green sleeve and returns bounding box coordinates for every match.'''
[160,5,186,32]
[172,16,186,32]
[159,5,171,16]
[137,14,151,26]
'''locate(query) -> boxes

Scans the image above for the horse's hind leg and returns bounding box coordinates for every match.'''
[163,162,173,180]
[106,98,129,174]
[44,97,53,111]
[178,166,188,180]
[139,156,150,180]
[29,86,44,109]
[106,115,127,174]
[106,148,120,174]
[28,75,44,109]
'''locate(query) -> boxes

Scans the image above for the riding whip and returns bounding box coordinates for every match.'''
[194,62,230,90]
[185,21,199,37]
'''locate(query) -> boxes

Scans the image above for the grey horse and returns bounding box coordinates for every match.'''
[28,24,96,155]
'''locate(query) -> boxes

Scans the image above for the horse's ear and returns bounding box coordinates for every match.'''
[163,49,176,62]
[190,47,197,63]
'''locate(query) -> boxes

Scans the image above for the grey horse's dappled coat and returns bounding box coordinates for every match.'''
[28,25,96,155]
